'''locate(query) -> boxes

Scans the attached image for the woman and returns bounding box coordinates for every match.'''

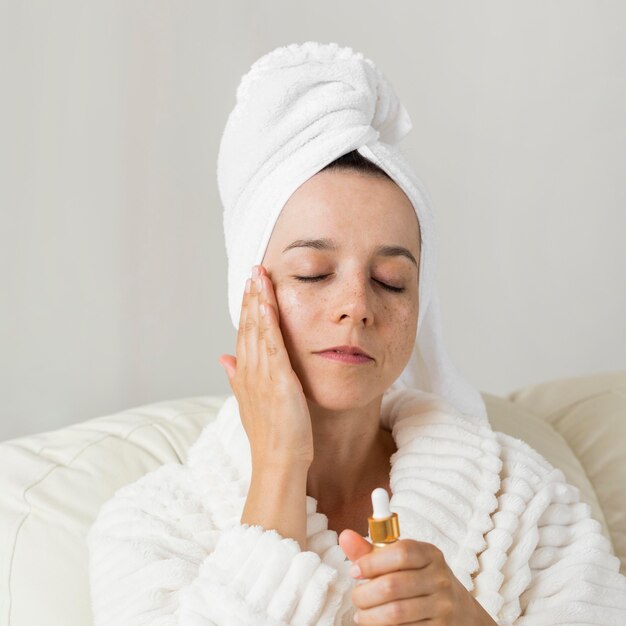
[87,42,626,625]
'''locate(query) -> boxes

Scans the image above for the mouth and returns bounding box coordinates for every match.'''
[314,345,374,364]
[315,352,373,364]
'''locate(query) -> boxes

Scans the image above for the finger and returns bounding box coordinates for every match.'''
[352,567,439,610]
[236,277,252,371]
[257,274,295,382]
[354,540,437,579]
[244,274,261,371]
[256,265,280,325]
[218,354,237,382]
[256,276,271,381]
[355,593,437,625]
[339,529,373,564]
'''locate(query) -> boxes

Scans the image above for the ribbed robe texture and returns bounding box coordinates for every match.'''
[86,389,626,625]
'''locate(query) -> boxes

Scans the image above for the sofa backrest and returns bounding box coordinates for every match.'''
[0,395,227,626]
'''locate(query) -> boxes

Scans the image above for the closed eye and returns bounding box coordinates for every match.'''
[294,275,405,293]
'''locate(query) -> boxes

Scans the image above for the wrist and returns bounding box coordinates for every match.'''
[251,454,312,475]
[243,457,309,551]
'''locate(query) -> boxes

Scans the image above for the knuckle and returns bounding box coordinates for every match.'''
[436,574,451,591]
[265,342,279,357]
[387,601,405,622]
[274,376,292,394]
[380,575,397,598]
[430,543,444,559]
[396,543,413,567]
[244,318,256,333]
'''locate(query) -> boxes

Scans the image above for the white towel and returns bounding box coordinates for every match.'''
[217,41,487,426]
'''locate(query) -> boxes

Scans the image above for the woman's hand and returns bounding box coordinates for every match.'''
[219,264,314,468]
[339,530,498,625]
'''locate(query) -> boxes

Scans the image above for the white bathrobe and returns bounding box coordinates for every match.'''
[86,388,626,625]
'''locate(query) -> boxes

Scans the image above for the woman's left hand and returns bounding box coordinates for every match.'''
[339,529,498,625]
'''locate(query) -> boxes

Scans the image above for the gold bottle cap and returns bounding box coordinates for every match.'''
[368,511,400,544]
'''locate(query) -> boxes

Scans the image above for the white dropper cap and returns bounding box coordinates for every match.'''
[371,488,392,520]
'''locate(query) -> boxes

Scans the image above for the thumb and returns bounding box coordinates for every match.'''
[218,355,237,380]
[338,528,374,565]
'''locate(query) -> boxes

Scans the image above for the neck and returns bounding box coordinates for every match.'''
[305,396,396,513]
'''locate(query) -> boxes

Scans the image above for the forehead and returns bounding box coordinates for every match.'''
[267,169,421,253]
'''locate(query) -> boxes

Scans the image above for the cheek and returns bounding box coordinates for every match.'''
[274,287,316,339]
[276,286,310,316]
[384,302,418,354]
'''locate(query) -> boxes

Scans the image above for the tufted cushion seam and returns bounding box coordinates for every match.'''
[542,388,626,426]
[3,407,215,461]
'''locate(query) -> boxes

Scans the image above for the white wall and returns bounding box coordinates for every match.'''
[2,0,625,441]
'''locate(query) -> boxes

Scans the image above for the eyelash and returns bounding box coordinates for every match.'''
[294,275,405,293]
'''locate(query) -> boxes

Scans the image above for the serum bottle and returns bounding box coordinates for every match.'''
[367,487,400,550]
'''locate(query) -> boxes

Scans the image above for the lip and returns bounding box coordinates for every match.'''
[315,351,374,364]
[314,344,374,363]
[316,344,373,358]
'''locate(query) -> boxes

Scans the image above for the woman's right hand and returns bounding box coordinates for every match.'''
[218,264,314,469]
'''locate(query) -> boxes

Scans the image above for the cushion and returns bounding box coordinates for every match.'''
[506,370,626,577]
[0,395,226,625]
[484,392,612,547]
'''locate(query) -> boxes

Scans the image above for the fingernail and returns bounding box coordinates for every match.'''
[255,277,262,291]
[349,564,361,578]
[245,278,251,293]
[251,265,259,278]
[353,613,359,623]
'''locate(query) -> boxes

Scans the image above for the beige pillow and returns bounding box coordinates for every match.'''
[506,369,626,576]
[483,392,612,545]
[0,395,225,626]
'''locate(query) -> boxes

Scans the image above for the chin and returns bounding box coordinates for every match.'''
[307,391,374,413]
[299,368,385,412]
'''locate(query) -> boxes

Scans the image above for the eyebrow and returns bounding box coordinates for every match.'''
[282,237,418,267]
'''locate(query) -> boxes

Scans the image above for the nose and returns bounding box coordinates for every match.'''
[332,273,375,327]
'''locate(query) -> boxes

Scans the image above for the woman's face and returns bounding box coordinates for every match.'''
[261,168,421,411]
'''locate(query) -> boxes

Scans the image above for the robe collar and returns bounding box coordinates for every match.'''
[187,388,502,591]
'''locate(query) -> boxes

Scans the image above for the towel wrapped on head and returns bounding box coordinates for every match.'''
[217,41,487,426]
